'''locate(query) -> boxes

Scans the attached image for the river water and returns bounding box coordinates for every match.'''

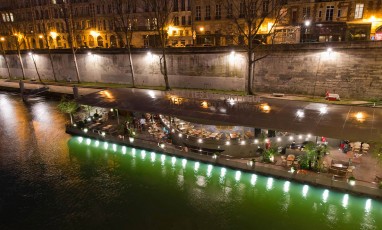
[0,92,381,230]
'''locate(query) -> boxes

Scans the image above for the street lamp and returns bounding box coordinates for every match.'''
[304,20,311,43]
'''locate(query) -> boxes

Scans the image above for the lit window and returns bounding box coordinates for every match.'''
[355,4,364,19]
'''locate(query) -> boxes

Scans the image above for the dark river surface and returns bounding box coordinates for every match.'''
[0,91,381,230]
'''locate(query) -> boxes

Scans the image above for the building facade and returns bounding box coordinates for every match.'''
[0,0,382,51]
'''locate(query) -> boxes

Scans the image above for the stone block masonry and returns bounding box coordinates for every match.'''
[0,41,381,99]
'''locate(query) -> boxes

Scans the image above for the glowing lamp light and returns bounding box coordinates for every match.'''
[86,138,91,145]
[319,107,328,114]
[101,131,106,137]
[28,52,33,56]
[49,31,57,39]
[229,51,235,63]
[201,101,208,108]
[240,140,246,145]
[198,138,203,143]
[226,141,231,146]
[342,194,349,208]
[132,148,136,156]
[129,137,134,143]
[194,162,200,171]
[160,143,165,148]
[302,185,309,197]
[207,164,213,176]
[83,128,88,133]
[250,174,257,185]
[217,168,225,179]
[365,199,372,212]
[296,110,305,118]
[322,189,329,203]
[0,37,5,41]
[182,159,187,168]
[348,178,356,186]
[261,103,271,113]
[87,52,92,56]
[38,34,43,39]
[227,98,235,106]
[90,30,100,37]
[78,136,83,143]
[327,47,332,53]
[283,181,290,193]
[298,135,302,139]
[304,20,311,27]
[254,139,259,144]
[355,112,365,122]
[266,178,273,190]
[235,171,241,181]
[178,133,182,138]
[277,137,281,142]
[199,27,204,32]
[161,154,166,163]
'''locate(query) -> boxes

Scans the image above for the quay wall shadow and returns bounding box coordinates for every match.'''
[1,41,382,99]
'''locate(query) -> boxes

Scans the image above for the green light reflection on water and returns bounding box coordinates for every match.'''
[70,136,382,230]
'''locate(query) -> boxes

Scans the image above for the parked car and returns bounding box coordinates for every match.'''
[185,44,194,47]
[79,45,89,49]
[202,44,213,47]
[174,43,185,47]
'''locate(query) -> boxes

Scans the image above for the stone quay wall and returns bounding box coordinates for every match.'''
[0,41,381,99]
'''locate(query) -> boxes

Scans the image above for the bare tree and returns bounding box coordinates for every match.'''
[59,0,81,83]
[224,0,286,95]
[0,25,11,79]
[27,0,44,84]
[112,0,136,87]
[141,0,173,91]
[0,9,27,80]
[35,3,58,82]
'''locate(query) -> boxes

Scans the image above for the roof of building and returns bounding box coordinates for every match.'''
[77,88,382,142]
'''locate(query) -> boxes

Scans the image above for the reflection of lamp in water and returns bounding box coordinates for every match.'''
[355,112,365,122]
[260,103,271,113]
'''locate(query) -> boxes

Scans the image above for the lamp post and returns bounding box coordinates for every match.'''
[0,37,12,79]
[304,20,311,43]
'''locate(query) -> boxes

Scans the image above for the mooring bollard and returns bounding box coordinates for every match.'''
[73,85,79,99]
[19,80,24,95]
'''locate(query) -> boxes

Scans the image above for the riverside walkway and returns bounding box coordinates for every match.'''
[1,78,382,199]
